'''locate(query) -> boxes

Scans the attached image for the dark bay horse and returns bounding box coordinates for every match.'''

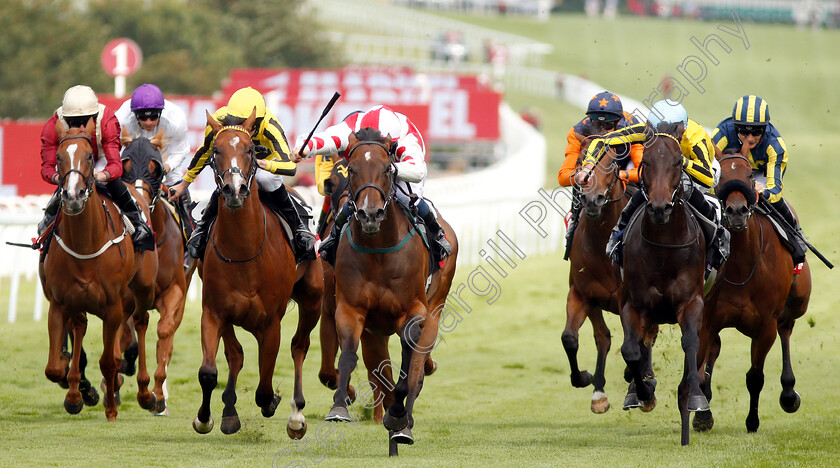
[693,152,811,433]
[619,123,708,445]
[324,128,458,454]
[563,133,657,413]
[317,159,440,423]
[192,110,317,439]
[42,120,156,421]
[120,132,198,415]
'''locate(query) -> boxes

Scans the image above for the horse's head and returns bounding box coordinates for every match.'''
[205,109,258,209]
[576,129,623,218]
[345,127,395,235]
[120,128,165,205]
[55,118,96,215]
[642,122,685,225]
[716,150,757,232]
[326,158,351,215]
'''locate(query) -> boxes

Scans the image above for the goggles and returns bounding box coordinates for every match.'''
[64,114,97,128]
[736,125,764,137]
[134,109,162,121]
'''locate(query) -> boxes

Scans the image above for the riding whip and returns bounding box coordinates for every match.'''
[298,92,341,157]
[759,198,833,269]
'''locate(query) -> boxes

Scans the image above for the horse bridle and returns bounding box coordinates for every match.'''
[639,132,684,205]
[57,134,95,215]
[208,125,258,194]
[716,154,759,225]
[345,140,397,218]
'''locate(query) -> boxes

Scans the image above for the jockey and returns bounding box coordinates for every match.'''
[558,91,644,260]
[577,99,729,276]
[313,110,362,238]
[169,87,316,264]
[116,84,191,197]
[38,85,153,250]
[292,105,452,266]
[711,95,806,263]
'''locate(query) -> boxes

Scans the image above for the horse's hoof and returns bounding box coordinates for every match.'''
[692,410,715,432]
[424,359,438,376]
[383,410,409,432]
[64,398,84,415]
[139,392,157,412]
[591,391,610,414]
[572,370,594,388]
[80,381,99,407]
[193,416,214,434]
[390,427,414,445]
[221,415,241,434]
[287,420,307,439]
[260,394,281,418]
[318,372,338,390]
[780,391,801,413]
[687,394,709,412]
[640,396,657,412]
[623,392,641,410]
[746,414,760,433]
[325,405,352,422]
[154,398,168,415]
[347,385,356,404]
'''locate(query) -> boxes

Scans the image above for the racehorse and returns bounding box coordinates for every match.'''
[692,152,811,433]
[563,132,657,413]
[41,120,156,421]
[317,159,439,423]
[618,123,708,446]
[191,110,317,439]
[323,128,458,453]
[120,132,198,414]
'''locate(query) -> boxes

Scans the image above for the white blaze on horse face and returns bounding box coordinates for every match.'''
[229,153,244,187]
[65,143,83,193]
[230,136,240,149]
[731,162,737,170]
[365,151,371,162]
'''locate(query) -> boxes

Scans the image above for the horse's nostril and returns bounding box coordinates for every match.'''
[221,185,233,197]
[595,194,606,205]
[375,209,386,221]
[739,206,749,216]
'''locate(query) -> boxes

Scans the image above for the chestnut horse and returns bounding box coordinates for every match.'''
[563,134,658,413]
[191,110,316,439]
[120,133,199,414]
[317,159,439,423]
[693,152,811,433]
[42,120,156,420]
[323,128,458,454]
[619,123,708,446]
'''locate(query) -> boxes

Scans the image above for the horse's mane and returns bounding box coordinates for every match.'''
[353,127,386,143]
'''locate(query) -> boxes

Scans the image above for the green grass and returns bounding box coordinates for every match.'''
[2,11,840,468]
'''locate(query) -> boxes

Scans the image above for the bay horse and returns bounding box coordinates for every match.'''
[563,132,658,413]
[324,128,458,454]
[192,110,317,439]
[692,152,811,433]
[120,132,199,415]
[42,120,156,421]
[619,122,708,446]
[317,159,440,423]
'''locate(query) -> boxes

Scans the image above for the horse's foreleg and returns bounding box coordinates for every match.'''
[287,280,322,439]
[744,322,775,433]
[619,303,653,409]
[45,304,70,384]
[194,307,223,434]
[678,295,708,446]
[119,314,138,376]
[101,306,124,422]
[589,309,612,414]
[133,308,155,411]
[777,320,801,414]
[153,284,187,415]
[561,287,594,389]
[63,314,87,415]
[255,319,282,419]
[361,332,393,423]
[326,304,364,422]
[318,270,340,391]
[693,329,719,433]
[220,326,243,434]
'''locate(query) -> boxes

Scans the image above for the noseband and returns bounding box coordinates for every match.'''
[58,134,95,215]
[345,140,397,218]
[208,125,257,194]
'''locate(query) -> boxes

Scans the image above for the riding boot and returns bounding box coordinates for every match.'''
[606,190,645,266]
[686,187,730,273]
[418,201,452,262]
[107,180,154,252]
[269,185,316,263]
[563,189,582,260]
[187,191,219,260]
[38,189,61,236]
[319,201,351,266]
[771,198,807,264]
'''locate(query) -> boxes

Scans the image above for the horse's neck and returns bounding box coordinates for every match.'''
[727,215,763,269]
[215,193,265,244]
[59,193,110,248]
[580,201,621,244]
[642,201,696,243]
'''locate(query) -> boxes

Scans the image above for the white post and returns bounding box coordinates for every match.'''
[34,274,44,321]
[115,75,127,98]
[8,248,19,323]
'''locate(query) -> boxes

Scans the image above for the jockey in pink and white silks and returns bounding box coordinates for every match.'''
[293,105,452,265]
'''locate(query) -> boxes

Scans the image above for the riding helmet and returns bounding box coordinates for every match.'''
[647,99,688,127]
[227,87,266,120]
[732,95,770,127]
[586,91,623,122]
[130,84,165,111]
[61,85,99,117]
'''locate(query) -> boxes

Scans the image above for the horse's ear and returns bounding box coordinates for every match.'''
[120,126,133,147]
[674,121,686,140]
[55,118,67,140]
[347,132,359,157]
[150,128,165,151]
[123,159,132,175]
[84,116,95,138]
[243,107,257,134]
[206,110,222,134]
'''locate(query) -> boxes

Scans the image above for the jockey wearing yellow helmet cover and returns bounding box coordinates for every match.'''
[170,87,316,263]
[576,100,729,277]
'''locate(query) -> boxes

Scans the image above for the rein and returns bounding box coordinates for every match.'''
[345,140,397,219]
[638,200,701,249]
[209,203,268,263]
[723,216,763,286]
[53,199,128,259]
